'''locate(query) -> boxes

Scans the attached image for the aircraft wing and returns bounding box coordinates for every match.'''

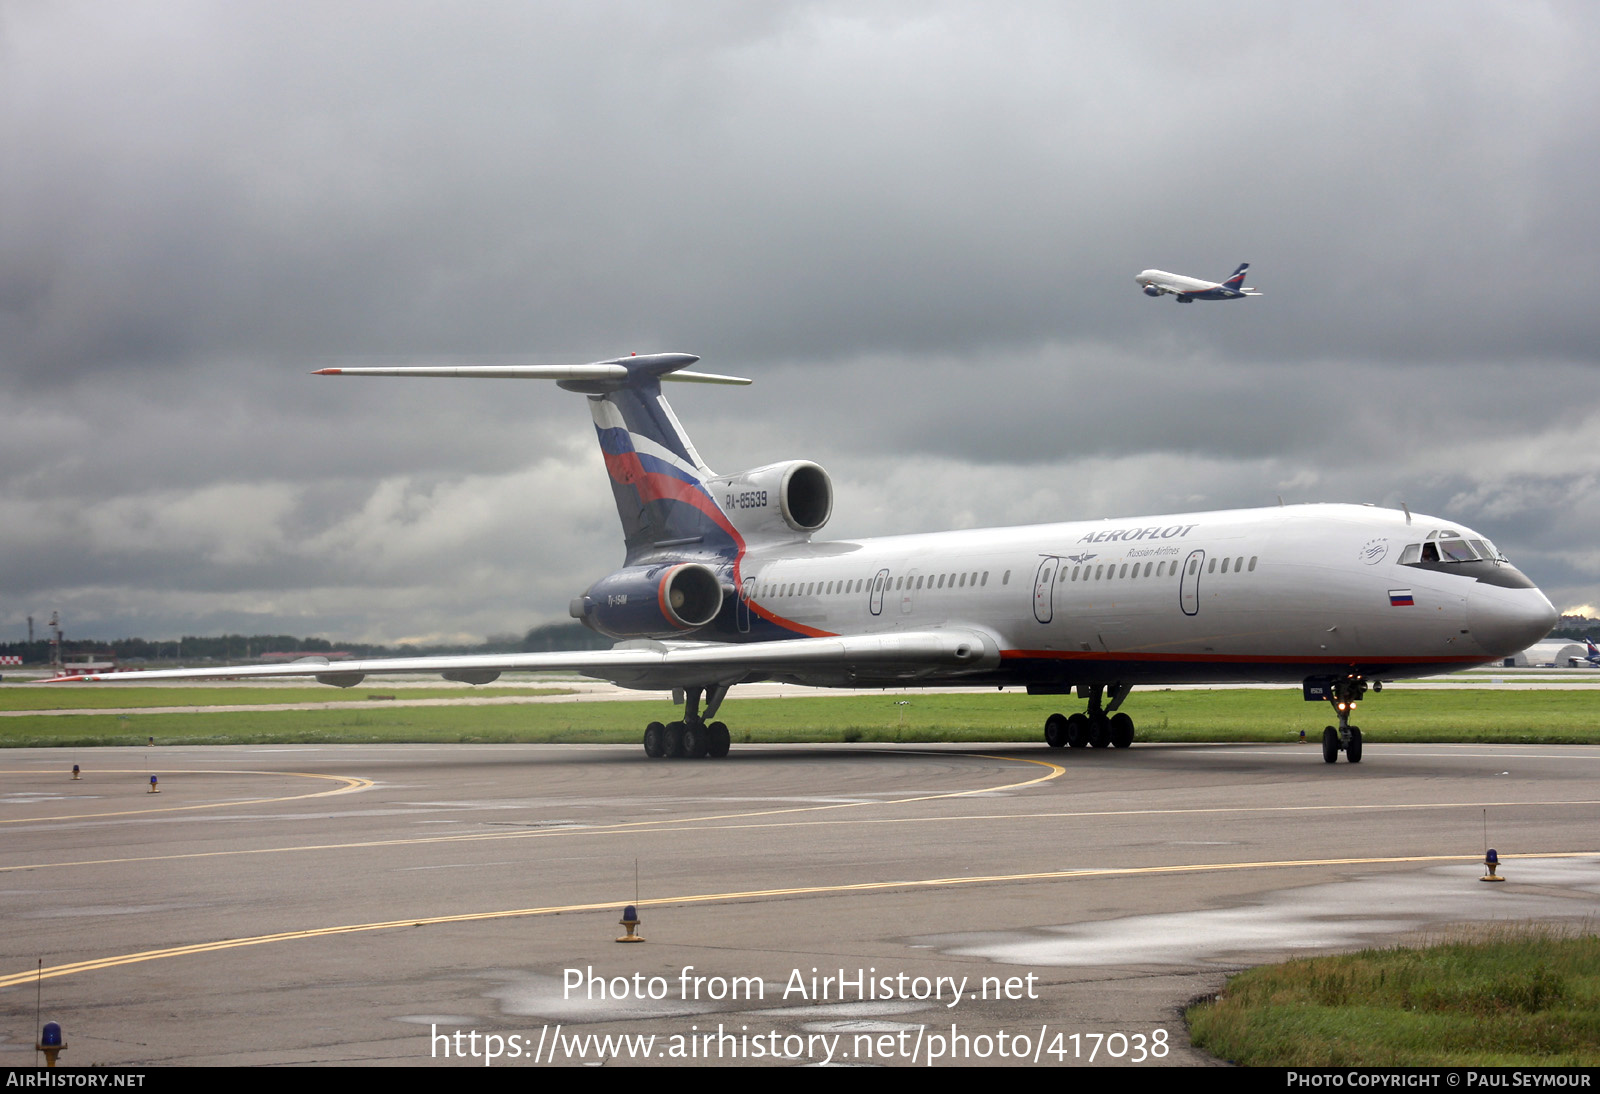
[46,628,1002,691]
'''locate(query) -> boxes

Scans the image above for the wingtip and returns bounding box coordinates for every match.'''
[312,368,342,375]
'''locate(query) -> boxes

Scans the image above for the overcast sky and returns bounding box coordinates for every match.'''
[4,1,1598,645]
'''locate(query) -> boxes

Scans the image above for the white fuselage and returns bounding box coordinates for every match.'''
[734,502,1553,686]
[1135,269,1221,294]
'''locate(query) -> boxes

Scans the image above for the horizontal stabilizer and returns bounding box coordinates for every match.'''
[313,353,750,387]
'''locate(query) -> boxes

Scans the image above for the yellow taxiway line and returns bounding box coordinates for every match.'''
[4,848,1595,990]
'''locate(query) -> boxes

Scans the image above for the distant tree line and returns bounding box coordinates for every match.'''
[1549,616,1599,641]
[0,622,610,665]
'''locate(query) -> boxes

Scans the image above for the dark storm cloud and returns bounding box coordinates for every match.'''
[4,1,1598,640]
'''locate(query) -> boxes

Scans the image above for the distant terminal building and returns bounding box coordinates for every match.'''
[55,654,124,677]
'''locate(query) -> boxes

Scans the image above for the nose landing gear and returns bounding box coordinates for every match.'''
[1321,675,1366,764]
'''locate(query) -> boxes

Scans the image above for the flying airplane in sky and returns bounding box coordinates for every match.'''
[1136,262,1261,302]
[54,354,1554,764]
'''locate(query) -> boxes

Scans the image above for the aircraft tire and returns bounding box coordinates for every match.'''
[1044,713,1068,748]
[681,721,709,759]
[707,721,731,758]
[1109,712,1135,749]
[1322,727,1339,764]
[1089,713,1112,748]
[664,721,687,758]
[1066,713,1090,748]
[642,721,666,758]
[1347,726,1362,763]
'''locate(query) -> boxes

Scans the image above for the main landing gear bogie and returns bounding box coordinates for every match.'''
[1043,683,1135,753]
[641,686,733,760]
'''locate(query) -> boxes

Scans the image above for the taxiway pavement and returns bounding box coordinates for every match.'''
[3,740,1597,1066]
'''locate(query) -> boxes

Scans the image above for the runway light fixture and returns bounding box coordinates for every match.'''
[616,904,644,943]
[148,775,160,794]
[37,1021,66,1067]
[1481,848,1505,883]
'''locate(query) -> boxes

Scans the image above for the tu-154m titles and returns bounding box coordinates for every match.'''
[55,354,1555,764]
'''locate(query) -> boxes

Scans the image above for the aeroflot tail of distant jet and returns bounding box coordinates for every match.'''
[53,353,1554,766]
[1137,262,1261,302]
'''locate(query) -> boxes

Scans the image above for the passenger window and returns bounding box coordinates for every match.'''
[1002,570,1010,584]
[1188,559,1198,575]
[1144,562,1153,577]
[1118,564,1127,578]
[1248,556,1257,571]
[981,572,988,585]
[1221,558,1230,573]
[1207,558,1216,573]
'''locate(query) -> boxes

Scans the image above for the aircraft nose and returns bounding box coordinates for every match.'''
[1468,578,1558,658]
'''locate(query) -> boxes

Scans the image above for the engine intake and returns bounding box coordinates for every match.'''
[708,460,833,539]
[576,562,725,638]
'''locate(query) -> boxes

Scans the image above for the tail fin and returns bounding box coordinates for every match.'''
[583,359,747,563]
[1222,262,1250,289]
[314,353,750,565]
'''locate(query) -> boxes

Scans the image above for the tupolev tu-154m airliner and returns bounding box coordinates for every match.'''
[1136,262,1261,302]
[53,353,1555,764]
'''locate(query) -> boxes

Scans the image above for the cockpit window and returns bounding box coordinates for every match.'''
[1402,530,1511,567]
[1436,534,1477,562]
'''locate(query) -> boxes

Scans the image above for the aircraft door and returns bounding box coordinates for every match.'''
[1180,549,1205,616]
[738,576,755,633]
[1033,557,1058,624]
[869,568,890,616]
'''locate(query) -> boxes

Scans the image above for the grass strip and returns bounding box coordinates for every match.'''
[1187,926,1600,1066]
[0,685,572,710]
[2,688,1598,747]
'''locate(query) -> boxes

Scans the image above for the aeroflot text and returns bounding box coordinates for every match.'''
[564,966,1039,1009]
[1076,524,1198,545]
